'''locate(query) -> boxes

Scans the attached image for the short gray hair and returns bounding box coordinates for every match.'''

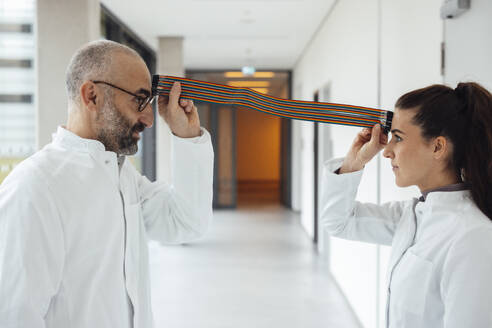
[65,39,140,105]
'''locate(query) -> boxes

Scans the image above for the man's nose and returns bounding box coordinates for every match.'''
[139,105,154,128]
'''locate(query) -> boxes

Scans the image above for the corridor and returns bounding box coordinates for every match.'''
[148,206,361,328]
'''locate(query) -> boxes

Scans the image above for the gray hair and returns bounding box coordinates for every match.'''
[65,39,140,105]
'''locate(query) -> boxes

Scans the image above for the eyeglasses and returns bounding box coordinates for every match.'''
[92,80,155,112]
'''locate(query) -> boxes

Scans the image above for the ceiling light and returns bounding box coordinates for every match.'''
[253,72,275,78]
[224,72,243,78]
[224,71,275,78]
[228,81,270,87]
[251,88,269,94]
[242,66,255,76]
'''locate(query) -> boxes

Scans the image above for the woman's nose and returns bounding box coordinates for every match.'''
[383,144,393,159]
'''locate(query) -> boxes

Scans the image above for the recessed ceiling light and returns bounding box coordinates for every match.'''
[224,72,244,78]
[228,81,270,87]
[224,72,275,78]
[242,66,255,76]
[254,72,275,78]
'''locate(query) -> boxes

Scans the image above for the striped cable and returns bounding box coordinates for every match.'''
[152,75,393,133]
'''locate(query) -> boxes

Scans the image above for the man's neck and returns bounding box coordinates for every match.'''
[66,111,95,140]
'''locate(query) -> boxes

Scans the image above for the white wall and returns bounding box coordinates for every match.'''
[300,121,315,238]
[294,0,380,325]
[291,86,303,212]
[293,0,443,327]
[443,0,492,90]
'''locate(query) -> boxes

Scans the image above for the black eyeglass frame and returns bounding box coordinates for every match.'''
[92,80,156,112]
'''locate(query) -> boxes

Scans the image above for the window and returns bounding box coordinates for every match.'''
[0,0,36,184]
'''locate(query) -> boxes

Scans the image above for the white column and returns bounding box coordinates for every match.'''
[156,36,184,183]
[36,0,100,149]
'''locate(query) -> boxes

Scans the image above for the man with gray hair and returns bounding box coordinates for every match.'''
[0,40,213,328]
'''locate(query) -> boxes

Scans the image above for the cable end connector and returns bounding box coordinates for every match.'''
[380,111,393,135]
[151,74,160,96]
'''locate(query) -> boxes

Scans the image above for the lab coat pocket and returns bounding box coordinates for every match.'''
[392,250,433,316]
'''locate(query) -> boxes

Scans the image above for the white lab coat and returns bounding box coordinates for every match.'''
[321,158,492,328]
[0,126,214,328]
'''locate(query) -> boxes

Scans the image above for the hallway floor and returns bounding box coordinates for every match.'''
[148,205,361,328]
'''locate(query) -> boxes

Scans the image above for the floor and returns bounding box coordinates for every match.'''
[148,204,361,328]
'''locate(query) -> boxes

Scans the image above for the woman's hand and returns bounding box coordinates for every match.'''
[340,124,388,174]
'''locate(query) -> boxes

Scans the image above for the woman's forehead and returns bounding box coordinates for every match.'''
[391,108,419,133]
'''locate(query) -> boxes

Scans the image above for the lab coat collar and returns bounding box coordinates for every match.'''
[420,189,471,206]
[52,126,125,182]
[418,183,469,202]
[117,155,126,172]
[52,126,107,154]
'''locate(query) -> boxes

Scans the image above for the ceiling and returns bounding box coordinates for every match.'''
[100,0,336,70]
[188,71,290,97]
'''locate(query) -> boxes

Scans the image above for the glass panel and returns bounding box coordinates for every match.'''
[197,102,211,131]
[216,107,236,207]
[0,23,31,33]
[0,0,35,184]
[0,0,35,21]
[0,58,31,67]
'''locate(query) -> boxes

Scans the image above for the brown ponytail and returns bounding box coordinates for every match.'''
[395,82,492,219]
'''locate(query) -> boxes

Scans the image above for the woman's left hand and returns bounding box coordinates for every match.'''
[340,123,388,173]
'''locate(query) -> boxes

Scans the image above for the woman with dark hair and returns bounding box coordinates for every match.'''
[321,82,492,328]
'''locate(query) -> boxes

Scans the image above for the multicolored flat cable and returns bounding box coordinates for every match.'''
[152,75,393,133]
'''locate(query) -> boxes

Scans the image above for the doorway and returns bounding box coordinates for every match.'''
[186,70,291,209]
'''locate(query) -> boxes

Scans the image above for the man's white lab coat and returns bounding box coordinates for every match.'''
[321,158,492,328]
[0,126,214,328]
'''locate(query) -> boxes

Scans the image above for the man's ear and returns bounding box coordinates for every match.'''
[80,81,98,111]
[433,136,448,160]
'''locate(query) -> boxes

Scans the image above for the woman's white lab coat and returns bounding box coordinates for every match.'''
[321,158,492,328]
[0,127,214,328]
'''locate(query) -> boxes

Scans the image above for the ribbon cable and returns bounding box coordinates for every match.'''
[152,75,393,133]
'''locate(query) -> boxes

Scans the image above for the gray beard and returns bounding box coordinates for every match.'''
[96,94,139,155]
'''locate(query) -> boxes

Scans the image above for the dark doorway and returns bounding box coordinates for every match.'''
[186,70,291,209]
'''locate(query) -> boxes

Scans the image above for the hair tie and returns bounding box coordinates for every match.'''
[454,83,468,100]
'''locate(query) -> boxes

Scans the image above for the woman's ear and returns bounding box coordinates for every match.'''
[433,136,449,160]
[80,81,98,111]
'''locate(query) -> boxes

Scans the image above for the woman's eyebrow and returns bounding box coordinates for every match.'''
[390,129,406,135]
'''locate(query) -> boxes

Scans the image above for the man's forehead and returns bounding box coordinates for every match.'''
[112,53,151,90]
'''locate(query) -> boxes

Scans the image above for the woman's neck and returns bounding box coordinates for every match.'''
[418,169,461,194]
